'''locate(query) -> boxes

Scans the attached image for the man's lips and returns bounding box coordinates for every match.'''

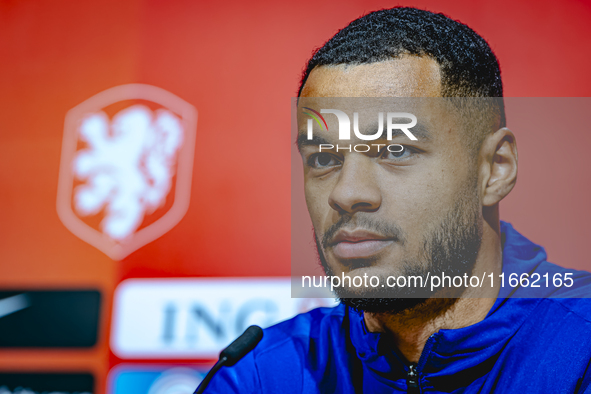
[329,230,395,260]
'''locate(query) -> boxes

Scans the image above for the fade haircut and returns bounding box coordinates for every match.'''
[298,7,506,154]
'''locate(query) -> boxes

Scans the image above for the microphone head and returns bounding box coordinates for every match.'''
[220,325,264,366]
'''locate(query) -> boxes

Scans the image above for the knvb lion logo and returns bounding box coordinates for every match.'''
[57,84,198,260]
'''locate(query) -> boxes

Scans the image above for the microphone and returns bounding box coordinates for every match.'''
[194,325,264,394]
[219,324,264,365]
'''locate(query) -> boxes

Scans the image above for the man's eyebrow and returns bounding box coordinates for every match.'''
[296,134,333,152]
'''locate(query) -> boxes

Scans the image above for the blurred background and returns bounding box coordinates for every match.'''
[0,0,590,393]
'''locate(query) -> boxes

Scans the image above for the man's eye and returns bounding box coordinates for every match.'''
[381,145,415,160]
[308,153,340,168]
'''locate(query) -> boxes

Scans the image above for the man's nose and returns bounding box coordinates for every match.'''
[328,156,381,214]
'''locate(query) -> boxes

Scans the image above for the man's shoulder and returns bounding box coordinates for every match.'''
[516,259,591,322]
[253,303,348,357]
[204,304,350,393]
[501,221,591,304]
[540,262,591,324]
[533,259,591,312]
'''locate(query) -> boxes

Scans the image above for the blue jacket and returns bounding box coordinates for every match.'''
[206,223,591,393]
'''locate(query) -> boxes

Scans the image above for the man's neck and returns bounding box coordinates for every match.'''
[363,296,497,363]
[363,221,503,363]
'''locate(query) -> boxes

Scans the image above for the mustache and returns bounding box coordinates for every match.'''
[321,215,406,250]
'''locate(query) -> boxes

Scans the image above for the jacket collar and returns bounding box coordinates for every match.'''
[347,221,545,386]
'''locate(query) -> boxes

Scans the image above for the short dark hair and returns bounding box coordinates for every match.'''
[298,7,506,152]
[299,7,503,98]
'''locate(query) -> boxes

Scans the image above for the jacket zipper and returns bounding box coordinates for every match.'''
[407,363,420,393]
[407,333,438,393]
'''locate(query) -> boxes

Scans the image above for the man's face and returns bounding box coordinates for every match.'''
[297,57,483,313]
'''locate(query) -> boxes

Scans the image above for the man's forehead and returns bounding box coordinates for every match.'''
[300,56,442,98]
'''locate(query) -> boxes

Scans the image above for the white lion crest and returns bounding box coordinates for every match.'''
[72,105,184,242]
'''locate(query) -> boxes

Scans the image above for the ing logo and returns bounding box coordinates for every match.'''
[57,84,198,260]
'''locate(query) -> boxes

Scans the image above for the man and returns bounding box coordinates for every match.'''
[204,7,591,393]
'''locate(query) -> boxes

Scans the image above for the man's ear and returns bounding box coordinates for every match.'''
[481,127,518,206]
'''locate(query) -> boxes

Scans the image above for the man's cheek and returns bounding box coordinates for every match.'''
[305,191,331,220]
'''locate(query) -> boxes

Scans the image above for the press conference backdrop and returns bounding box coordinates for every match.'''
[1,0,590,393]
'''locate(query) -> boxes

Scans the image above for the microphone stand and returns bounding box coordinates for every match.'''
[194,356,228,394]
[194,325,263,394]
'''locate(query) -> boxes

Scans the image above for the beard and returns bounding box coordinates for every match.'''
[315,175,483,315]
